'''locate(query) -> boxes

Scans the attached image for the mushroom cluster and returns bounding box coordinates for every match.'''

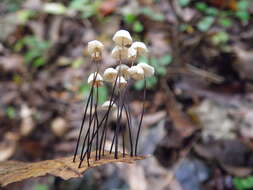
[74,30,155,168]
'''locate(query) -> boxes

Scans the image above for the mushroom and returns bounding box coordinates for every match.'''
[87,40,104,60]
[87,72,103,86]
[111,46,128,60]
[103,68,118,82]
[127,65,145,80]
[137,62,155,77]
[116,64,130,79]
[113,30,132,46]
[101,100,117,110]
[131,42,148,56]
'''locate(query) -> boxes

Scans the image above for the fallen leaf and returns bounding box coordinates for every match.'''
[194,140,253,177]
[207,0,237,10]
[0,151,145,187]
[99,0,117,16]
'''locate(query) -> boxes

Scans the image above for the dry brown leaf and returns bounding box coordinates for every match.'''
[0,151,145,187]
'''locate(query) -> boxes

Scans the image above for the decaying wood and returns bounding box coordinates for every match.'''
[0,151,145,187]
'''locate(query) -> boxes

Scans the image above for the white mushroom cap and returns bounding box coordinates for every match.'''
[127,65,145,80]
[103,68,118,82]
[111,46,128,60]
[128,47,137,61]
[113,30,132,46]
[115,76,127,88]
[131,42,148,56]
[116,64,130,79]
[87,72,103,86]
[101,100,117,110]
[87,40,104,60]
[137,62,155,77]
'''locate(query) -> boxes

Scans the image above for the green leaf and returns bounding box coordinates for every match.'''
[25,50,40,64]
[43,3,67,15]
[133,21,144,33]
[218,17,232,28]
[35,184,49,190]
[140,7,165,21]
[197,16,215,32]
[33,57,46,68]
[134,76,158,90]
[6,106,16,119]
[97,86,108,105]
[69,0,89,10]
[237,0,250,11]
[138,56,148,63]
[179,0,190,7]
[78,84,90,97]
[211,31,229,45]
[151,13,165,22]
[233,176,253,190]
[134,80,145,90]
[195,2,208,12]
[159,55,172,65]
[179,24,188,32]
[156,66,167,76]
[81,5,97,18]
[236,11,250,23]
[205,7,218,16]
[150,57,159,67]
[72,57,85,69]
[146,76,157,89]
[17,10,35,24]
[123,13,137,24]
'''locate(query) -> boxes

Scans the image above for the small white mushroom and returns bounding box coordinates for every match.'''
[131,42,148,56]
[113,30,132,46]
[103,68,118,82]
[115,76,127,88]
[101,101,117,110]
[87,40,104,60]
[111,46,128,60]
[128,47,137,61]
[137,62,155,77]
[116,64,130,79]
[87,72,103,86]
[51,118,68,137]
[127,65,145,80]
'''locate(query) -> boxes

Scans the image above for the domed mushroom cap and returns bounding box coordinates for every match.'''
[128,47,137,61]
[87,40,104,60]
[137,62,155,77]
[113,30,132,46]
[101,100,117,110]
[103,68,118,82]
[87,72,103,86]
[131,42,148,56]
[116,64,130,79]
[127,65,145,80]
[111,46,128,60]
[115,76,127,88]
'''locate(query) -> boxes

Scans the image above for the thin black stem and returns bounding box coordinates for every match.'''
[79,83,95,168]
[95,86,99,160]
[98,73,119,158]
[109,132,115,154]
[79,74,118,161]
[73,86,93,162]
[135,78,146,156]
[114,91,121,159]
[122,131,125,157]
[123,103,133,156]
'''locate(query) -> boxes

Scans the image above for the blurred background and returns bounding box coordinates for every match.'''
[1,0,253,190]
